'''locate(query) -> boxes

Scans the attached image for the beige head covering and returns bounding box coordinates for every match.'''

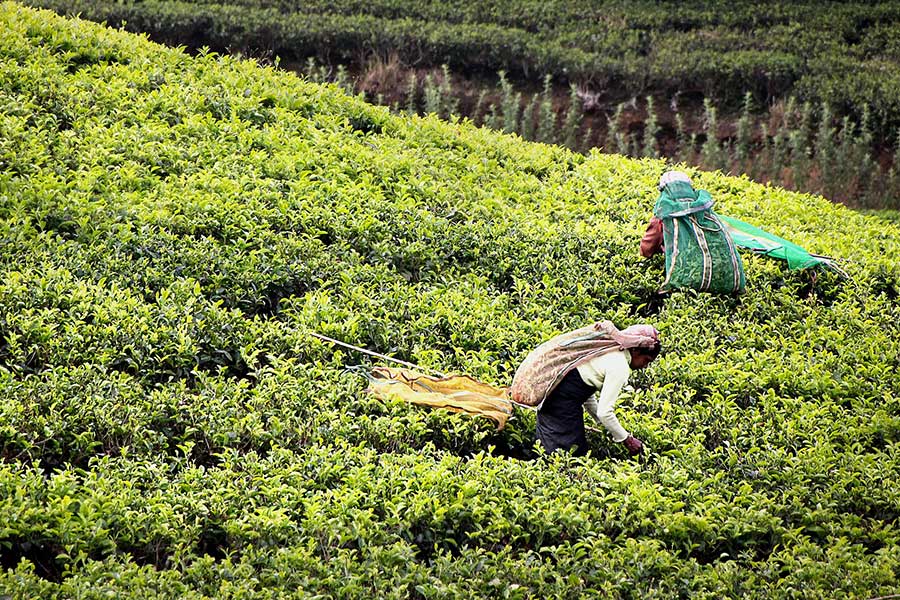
[595,320,659,349]
[658,170,692,190]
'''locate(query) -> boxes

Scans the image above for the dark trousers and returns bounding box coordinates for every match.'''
[536,369,595,456]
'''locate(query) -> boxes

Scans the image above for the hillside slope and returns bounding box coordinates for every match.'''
[23,0,900,134]
[1,4,899,598]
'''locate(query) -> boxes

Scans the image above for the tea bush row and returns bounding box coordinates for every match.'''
[303,57,900,208]
[2,446,899,597]
[24,0,900,136]
[1,4,899,597]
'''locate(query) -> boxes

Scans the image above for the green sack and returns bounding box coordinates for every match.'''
[654,181,745,294]
[718,214,831,271]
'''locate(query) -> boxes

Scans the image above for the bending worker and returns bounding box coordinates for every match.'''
[509,320,660,457]
[641,170,745,294]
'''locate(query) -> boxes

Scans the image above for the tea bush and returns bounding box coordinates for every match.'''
[26,0,900,209]
[1,4,899,598]
[24,0,900,136]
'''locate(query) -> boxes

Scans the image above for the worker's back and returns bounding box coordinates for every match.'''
[654,179,745,294]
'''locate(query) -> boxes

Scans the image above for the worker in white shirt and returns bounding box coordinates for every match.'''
[509,321,660,457]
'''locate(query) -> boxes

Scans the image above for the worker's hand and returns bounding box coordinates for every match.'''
[622,435,644,456]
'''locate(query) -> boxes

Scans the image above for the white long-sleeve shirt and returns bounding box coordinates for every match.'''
[576,350,631,442]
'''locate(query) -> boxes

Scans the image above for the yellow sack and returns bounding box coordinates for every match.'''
[366,366,514,430]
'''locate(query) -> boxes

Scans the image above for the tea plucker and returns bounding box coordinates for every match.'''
[640,170,745,294]
[509,321,661,457]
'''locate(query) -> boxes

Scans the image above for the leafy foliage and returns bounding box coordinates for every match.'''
[23,0,900,138]
[1,4,900,598]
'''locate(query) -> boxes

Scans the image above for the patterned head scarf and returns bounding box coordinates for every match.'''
[658,170,692,190]
[595,320,659,349]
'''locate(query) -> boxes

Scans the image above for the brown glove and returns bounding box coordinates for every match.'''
[622,435,644,456]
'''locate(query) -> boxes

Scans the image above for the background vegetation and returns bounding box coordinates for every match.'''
[300,60,900,209]
[25,0,900,208]
[1,3,899,598]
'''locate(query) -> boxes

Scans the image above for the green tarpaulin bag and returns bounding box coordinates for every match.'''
[718,214,840,272]
[655,180,745,294]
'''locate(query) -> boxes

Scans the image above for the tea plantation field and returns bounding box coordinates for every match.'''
[25,0,900,136]
[1,4,900,598]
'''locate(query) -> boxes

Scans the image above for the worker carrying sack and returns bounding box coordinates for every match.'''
[654,171,745,294]
[509,320,659,409]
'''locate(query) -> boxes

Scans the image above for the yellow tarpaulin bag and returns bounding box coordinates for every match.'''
[365,366,515,430]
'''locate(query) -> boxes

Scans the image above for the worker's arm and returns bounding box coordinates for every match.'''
[580,354,631,442]
[640,217,664,258]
